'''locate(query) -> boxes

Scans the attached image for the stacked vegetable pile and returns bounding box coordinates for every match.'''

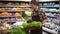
[7,21,42,34]
[22,21,42,28]
[8,27,26,34]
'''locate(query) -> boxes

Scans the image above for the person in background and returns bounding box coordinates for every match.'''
[27,0,47,34]
[30,0,47,24]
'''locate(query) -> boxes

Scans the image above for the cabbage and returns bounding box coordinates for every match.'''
[22,21,42,28]
[22,23,29,28]
[25,11,32,16]
[8,27,26,34]
[29,21,42,27]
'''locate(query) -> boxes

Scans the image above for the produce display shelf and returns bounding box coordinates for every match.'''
[45,11,51,13]
[0,10,32,12]
[28,16,57,18]
[39,1,59,3]
[0,16,57,18]
[39,6,59,8]
[47,16,57,18]
[1,10,60,14]
[0,16,16,18]
[42,27,57,34]
[45,11,60,14]
[0,6,31,8]
[6,21,16,22]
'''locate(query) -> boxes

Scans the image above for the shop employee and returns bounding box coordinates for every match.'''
[30,0,47,25]
[27,0,47,34]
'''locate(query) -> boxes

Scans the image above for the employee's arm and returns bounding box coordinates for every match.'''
[39,10,47,24]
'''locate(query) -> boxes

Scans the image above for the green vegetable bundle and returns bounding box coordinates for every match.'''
[22,12,29,20]
[22,21,42,28]
[8,27,26,34]
[22,12,28,17]
[8,21,42,34]
[29,21,42,27]
[22,23,29,28]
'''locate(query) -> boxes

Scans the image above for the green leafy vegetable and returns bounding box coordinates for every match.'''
[22,12,28,17]
[29,21,42,27]
[22,21,42,28]
[22,23,29,28]
[8,27,26,34]
[25,11,32,16]
[22,12,29,20]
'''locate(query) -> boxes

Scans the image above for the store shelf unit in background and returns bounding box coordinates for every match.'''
[45,11,60,14]
[0,10,32,12]
[42,27,58,34]
[47,16,57,18]
[58,0,60,34]
[39,1,59,34]
[39,6,59,8]
[0,1,32,23]
[0,16,16,18]
[39,1,59,17]
[0,6,31,8]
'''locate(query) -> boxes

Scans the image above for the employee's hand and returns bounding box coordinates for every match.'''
[42,20,47,23]
[42,19,47,26]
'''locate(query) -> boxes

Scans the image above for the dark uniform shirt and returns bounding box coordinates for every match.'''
[30,10,47,34]
[32,10,47,22]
